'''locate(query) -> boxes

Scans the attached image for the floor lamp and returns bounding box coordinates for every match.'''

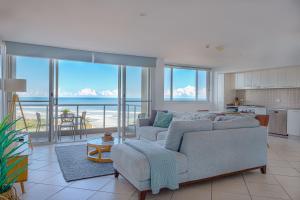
[3,79,30,192]
[4,79,28,131]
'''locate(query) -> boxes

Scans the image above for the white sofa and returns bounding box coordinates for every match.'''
[112,118,268,200]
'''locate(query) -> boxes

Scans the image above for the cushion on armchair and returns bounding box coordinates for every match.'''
[153,111,173,128]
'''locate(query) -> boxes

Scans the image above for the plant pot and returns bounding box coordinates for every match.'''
[0,187,19,200]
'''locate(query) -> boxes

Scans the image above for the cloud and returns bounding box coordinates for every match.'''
[164,85,207,99]
[77,88,97,96]
[173,85,196,97]
[99,89,118,97]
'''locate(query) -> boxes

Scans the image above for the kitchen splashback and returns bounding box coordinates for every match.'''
[236,88,300,109]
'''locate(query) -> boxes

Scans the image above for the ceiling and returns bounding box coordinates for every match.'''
[0,0,300,71]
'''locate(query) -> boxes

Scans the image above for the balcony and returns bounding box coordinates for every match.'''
[16,100,145,142]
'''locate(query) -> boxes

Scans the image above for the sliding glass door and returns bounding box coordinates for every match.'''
[14,56,51,142]
[8,55,152,143]
[52,60,120,142]
[121,66,151,138]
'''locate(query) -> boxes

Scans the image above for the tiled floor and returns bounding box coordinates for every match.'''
[15,135,300,200]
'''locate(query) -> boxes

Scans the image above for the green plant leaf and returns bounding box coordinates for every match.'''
[0,114,27,192]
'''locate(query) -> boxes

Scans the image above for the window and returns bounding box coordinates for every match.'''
[164,65,209,101]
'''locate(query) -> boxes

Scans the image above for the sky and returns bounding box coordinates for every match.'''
[16,56,207,99]
[16,56,142,98]
[164,67,207,100]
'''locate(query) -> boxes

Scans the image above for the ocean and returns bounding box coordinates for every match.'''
[17,97,145,129]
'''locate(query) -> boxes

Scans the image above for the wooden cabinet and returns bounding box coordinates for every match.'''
[234,66,300,89]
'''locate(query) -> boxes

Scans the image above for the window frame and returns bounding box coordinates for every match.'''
[164,64,210,102]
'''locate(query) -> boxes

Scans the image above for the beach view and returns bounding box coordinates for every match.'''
[16,97,144,132]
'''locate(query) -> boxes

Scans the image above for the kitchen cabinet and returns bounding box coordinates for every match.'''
[251,71,261,89]
[234,66,300,89]
[286,67,300,87]
[287,110,300,136]
[263,69,277,88]
[244,72,252,89]
[235,72,245,89]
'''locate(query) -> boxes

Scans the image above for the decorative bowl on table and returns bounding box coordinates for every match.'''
[102,131,113,142]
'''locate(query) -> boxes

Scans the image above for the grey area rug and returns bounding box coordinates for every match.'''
[55,145,114,182]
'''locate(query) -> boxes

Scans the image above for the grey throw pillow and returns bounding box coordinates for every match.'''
[165,120,213,151]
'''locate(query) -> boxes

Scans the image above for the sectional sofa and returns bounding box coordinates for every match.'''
[111,112,268,200]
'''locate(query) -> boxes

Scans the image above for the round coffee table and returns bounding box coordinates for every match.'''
[86,137,121,163]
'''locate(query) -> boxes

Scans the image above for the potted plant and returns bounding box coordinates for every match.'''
[62,109,71,115]
[0,116,27,200]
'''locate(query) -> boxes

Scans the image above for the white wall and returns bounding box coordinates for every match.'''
[151,58,214,112]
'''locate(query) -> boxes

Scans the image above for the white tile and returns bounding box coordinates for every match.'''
[243,171,278,185]
[269,166,300,177]
[47,187,95,200]
[212,192,251,200]
[246,183,290,200]
[172,183,211,200]
[21,183,63,200]
[212,175,249,195]
[28,170,60,183]
[252,195,287,200]
[88,191,132,200]
[100,177,136,195]
[69,176,112,191]
[28,160,50,170]
[41,174,70,187]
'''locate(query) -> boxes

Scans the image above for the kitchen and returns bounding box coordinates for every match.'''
[216,65,300,137]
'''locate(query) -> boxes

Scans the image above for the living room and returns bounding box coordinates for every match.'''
[1,1,300,200]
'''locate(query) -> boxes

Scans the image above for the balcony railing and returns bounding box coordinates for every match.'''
[15,100,147,137]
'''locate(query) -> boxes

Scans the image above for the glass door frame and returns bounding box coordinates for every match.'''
[120,65,152,140]
[0,42,6,120]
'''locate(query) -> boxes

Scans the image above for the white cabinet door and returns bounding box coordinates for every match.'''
[287,110,300,136]
[251,71,261,89]
[296,67,300,87]
[286,67,299,87]
[235,72,245,89]
[260,70,275,88]
[275,68,288,88]
[244,72,252,89]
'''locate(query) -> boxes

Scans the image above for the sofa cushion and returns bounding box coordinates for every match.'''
[157,131,168,141]
[171,111,217,121]
[153,111,173,128]
[213,117,259,130]
[137,126,168,141]
[165,120,213,151]
[111,143,188,182]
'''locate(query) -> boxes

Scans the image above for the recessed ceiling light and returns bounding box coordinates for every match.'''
[206,44,210,48]
[139,12,147,17]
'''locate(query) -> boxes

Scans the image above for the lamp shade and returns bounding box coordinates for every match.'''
[3,79,27,92]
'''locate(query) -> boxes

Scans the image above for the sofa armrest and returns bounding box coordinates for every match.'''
[137,118,152,127]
